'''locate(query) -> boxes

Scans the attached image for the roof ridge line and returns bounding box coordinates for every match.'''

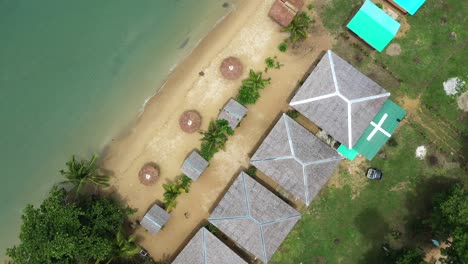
[349,92,390,104]
[202,228,208,264]
[283,115,296,158]
[208,215,249,221]
[260,214,302,226]
[328,50,341,94]
[251,156,294,163]
[289,92,337,106]
[348,102,353,148]
[304,156,343,166]
[241,173,253,218]
[259,225,269,263]
[144,215,162,228]
[303,166,310,205]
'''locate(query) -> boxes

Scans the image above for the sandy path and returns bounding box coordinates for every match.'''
[102,0,333,261]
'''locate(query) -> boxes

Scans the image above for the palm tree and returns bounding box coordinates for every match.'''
[282,12,312,43]
[199,119,234,153]
[163,183,181,212]
[60,154,110,194]
[242,70,270,90]
[115,228,141,258]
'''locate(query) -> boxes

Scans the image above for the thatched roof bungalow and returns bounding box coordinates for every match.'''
[140,204,170,235]
[250,114,342,205]
[173,227,247,264]
[181,151,209,181]
[218,99,248,129]
[269,0,305,27]
[290,50,390,149]
[208,172,300,263]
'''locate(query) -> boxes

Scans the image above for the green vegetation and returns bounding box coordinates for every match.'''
[199,119,234,161]
[236,69,271,106]
[376,3,383,9]
[245,166,257,177]
[282,12,313,43]
[278,42,288,52]
[264,56,283,72]
[307,3,314,11]
[6,185,139,263]
[286,109,300,119]
[162,175,192,212]
[60,154,110,194]
[272,0,468,262]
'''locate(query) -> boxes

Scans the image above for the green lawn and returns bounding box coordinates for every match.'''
[271,0,467,263]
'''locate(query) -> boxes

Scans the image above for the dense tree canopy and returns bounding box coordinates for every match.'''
[6,186,135,264]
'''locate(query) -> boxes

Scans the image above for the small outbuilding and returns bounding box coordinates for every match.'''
[347,0,400,52]
[290,50,390,149]
[209,172,300,263]
[250,114,343,205]
[218,99,248,129]
[180,151,209,181]
[140,204,170,235]
[269,0,304,27]
[172,227,247,264]
[387,0,426,15]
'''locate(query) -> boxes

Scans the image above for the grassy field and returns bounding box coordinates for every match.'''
[271,0,467,263]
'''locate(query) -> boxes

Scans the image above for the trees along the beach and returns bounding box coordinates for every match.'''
[6,186,139,263]
[236,69,271,106]
[60,154,110,194]
[199,119,234,160]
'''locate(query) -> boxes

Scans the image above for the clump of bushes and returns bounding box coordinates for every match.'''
[236,69,271,106]
[264,56,283,72]
[199,119,234,161]
[246,166,257,177]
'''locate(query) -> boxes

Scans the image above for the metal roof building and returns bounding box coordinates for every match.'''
[347,0,400,52]
[140,204,170,235]
[173,227,246,264]
[250,114,342,205]
[218,99,248,129]
[390,0,426,15]
[290,50,390,149]
[208,172,300,263]
[181,151,209,181]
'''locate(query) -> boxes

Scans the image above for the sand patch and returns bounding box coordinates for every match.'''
[386,43,401,56]
[443,77,465,95]
[457,91,468,111]
[415,145,427,160]
[327,156,369,199]
[390,181,409,192]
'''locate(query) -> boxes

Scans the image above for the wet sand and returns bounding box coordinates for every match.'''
[102,0,333,261]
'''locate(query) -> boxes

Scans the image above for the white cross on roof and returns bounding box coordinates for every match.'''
[367,113,391,141]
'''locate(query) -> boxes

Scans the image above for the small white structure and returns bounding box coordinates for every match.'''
[415,145,427,160]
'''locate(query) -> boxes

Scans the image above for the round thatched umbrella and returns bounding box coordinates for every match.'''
[179,110,201,133]
[220,57,243,80]
[138,164,159,186]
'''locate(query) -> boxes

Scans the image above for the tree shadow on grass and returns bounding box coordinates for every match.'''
[354,208,390,264]
[357,176,460,264]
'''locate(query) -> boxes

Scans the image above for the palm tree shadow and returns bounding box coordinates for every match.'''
[354,208,390,263]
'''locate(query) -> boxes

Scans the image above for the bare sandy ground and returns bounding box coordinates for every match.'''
[102,0,333,261]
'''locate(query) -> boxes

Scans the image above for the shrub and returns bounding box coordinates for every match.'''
[307,3,314,11]
[246,166,257,177]
[387,137,398,147]
[278,42,288,52]
[286,109,300,119]
[236,70,271,106]
[282,12,313,43]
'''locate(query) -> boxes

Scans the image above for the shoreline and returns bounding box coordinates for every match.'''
[102,0,333,261]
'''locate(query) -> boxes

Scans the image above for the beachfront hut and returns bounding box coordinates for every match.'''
[218,99,248,129]
[387,0,426,15]
[269,0,305,27]
[173,227,247,264]
[250,114,342,205]
[180,151,209,181]
[179,110,202,133]
[347,0,400,52]
[140,204,170,235]
[208,172,301,263]
[290,50,390,149]
[138,163,159,186]
[220,57,243,80]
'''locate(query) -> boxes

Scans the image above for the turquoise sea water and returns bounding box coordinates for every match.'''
[0,0,232,257]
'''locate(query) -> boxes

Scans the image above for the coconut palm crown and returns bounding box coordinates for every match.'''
[60,154,110,194]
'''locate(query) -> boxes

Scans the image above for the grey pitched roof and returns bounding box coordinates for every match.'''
[290,50,390,148]
[173,227,247,264]
[208,172,301,263]
[181,151,209,181]
[140,204,170,235]
[218,99,248,129]
[250,114,342,205]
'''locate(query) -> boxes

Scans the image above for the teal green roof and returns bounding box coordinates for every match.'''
[353,100,406,160]
[346,0,400,52]
[337,144,359,161]
[393,0,426,15]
